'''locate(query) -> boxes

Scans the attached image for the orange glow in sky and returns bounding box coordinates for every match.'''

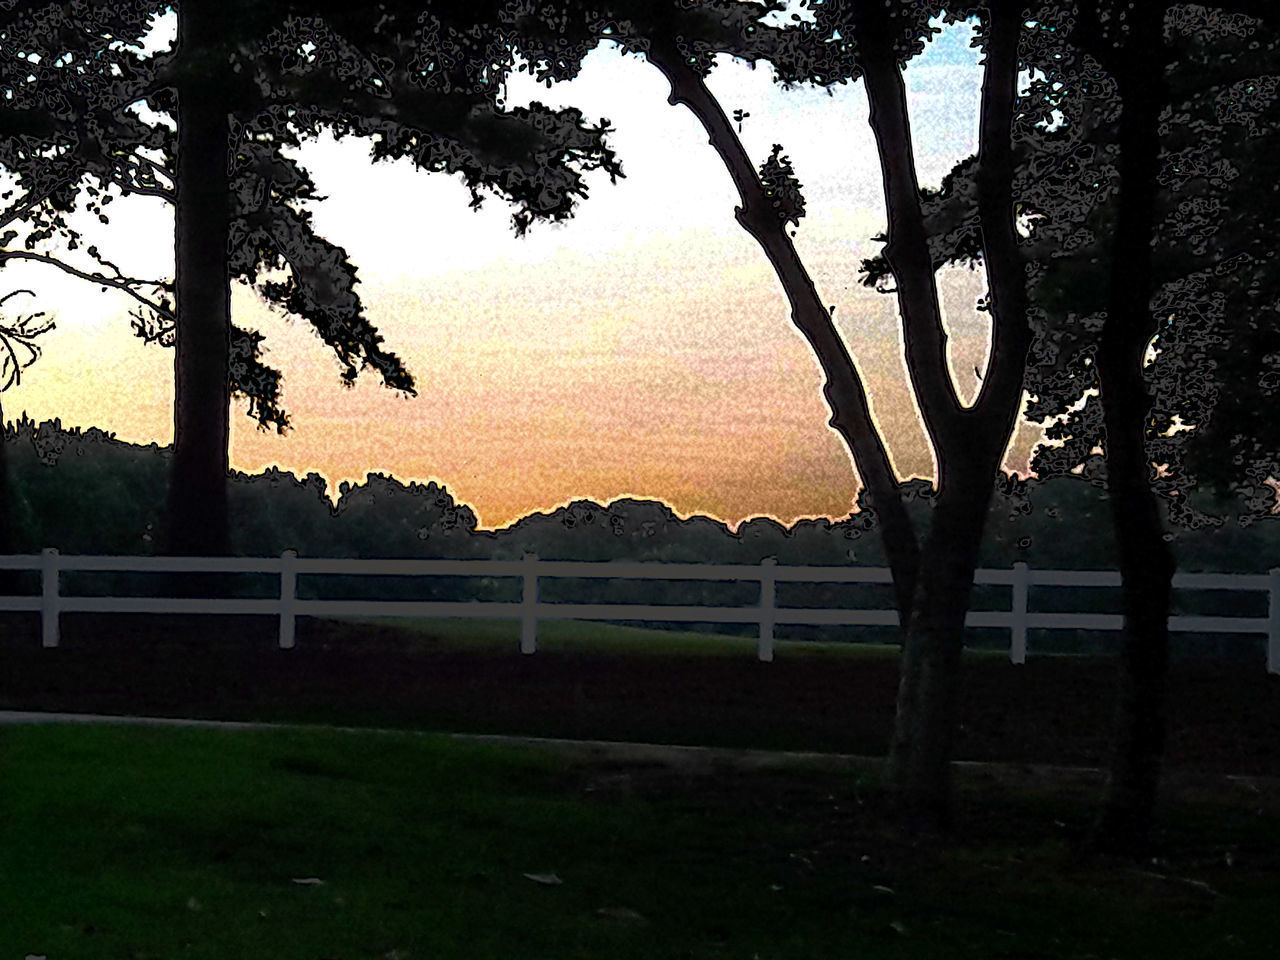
[0,18,1041,531]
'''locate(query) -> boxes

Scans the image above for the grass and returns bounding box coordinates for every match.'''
[2,722,1278,960]
[317,614,1012,659]
[6,610,1277,771]
[337,614,908,657]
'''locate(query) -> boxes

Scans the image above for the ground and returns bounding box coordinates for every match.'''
[1,612,1276,776]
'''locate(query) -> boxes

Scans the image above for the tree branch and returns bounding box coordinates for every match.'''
[0,179,75,232]
[853,2,962,444]
[971,0,1034,425]
[108,175,175,201]
[644,40,921,619]
[0,250,173,320]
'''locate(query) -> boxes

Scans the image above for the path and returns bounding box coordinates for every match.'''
[2,709,1275,804]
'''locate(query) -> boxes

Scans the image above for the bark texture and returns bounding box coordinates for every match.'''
[885,468,999,826]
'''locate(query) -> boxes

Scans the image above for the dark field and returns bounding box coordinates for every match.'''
[1,613,1277,777]
[5,614,1280,960]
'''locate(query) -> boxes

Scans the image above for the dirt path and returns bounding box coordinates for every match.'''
[4,708,1277,811]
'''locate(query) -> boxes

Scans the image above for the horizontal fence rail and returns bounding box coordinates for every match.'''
[1,550,1277,672]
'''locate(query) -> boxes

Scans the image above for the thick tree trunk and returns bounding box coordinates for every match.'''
[884,445,1006,829]
[166,0,232,559]
[1092,7,1175,855]
[1096,393,1174,854]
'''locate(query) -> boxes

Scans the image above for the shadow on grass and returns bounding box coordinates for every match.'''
[2,722,1277,960]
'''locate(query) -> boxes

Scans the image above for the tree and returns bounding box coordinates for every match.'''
[1003,0,1280,853]
[576,0,1029,827]
[1032,1,1277,851]
[499,0,1046,825]
[0,1,320,557]
[160,0,620,556]
[911,1,1280,851]
[0,1,622,558]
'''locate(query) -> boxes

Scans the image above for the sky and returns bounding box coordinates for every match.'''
[0,11,1041,531]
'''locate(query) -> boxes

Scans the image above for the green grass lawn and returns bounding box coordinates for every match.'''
[2,722,1277,960]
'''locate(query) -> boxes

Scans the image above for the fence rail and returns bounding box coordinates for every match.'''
[3,550,1277,672]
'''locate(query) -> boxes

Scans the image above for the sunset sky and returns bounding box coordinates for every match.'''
[0,12,1040,530]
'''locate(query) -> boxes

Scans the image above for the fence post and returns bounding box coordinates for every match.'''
[279,550,297,650]
[520,553,538,655]
[1010,561,1028,665]
[758,557,776,662]
[1268,568,1280,675]
[41,547,60,648]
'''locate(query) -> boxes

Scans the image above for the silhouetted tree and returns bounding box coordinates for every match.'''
[906,1,1280,851]
[769,1,1039,829]
[573,0,1024,828]
[0,1,312,557]
[0,1,621,559]
[508,0,1037,827]
[1037,1,1278,853]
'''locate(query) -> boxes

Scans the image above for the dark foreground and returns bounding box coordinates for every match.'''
[1,613,1277,777]
[3,721,1280,960]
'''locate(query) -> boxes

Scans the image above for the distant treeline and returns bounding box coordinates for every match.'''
[4,415,1273,570]
[2,416,1275,649]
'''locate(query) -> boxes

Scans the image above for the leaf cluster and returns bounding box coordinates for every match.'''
[0,0,631,429]
[866,2,1280,522]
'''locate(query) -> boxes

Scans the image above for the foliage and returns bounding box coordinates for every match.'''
[757,143,806,228]
[908,4,1280,525]
[0,1,626,430]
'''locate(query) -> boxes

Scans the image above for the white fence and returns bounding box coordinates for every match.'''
[2,549,1277,672]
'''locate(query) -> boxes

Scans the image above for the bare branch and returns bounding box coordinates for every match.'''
[107,175,174,202]
[0,287,53,391]
[0,335,24,391]
[0,250,173,321]
[0,287,37,307]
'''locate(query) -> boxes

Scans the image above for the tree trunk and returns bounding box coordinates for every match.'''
[867,0,1030,829]
[1096,396,1174,855]
[1092,6,1175,855]
[0,398,17,596]
[166,0,232,559]
[884,446,1006,830]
